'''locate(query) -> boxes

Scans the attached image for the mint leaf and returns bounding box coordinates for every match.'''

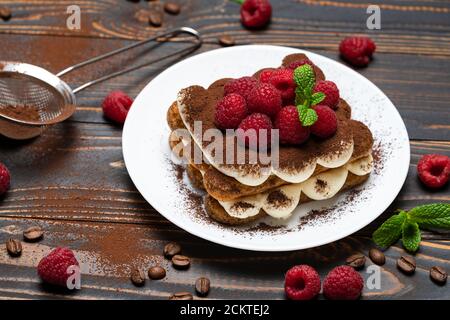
[297,105,317,127]
[293,64,315,93]
[372,211,407,248]
[311,92,325,106]
[402,220,421,252]
[295,87,306,106]
[408,203,450,230]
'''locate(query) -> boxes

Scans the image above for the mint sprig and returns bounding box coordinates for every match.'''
[372,210,406,248]
[298,105,318,127]
[293,65,315,94]
[402,220,421,252]
[408,203,450,229]
[293,64,326,127]
[311,92,325,105]
[372,203,450,252]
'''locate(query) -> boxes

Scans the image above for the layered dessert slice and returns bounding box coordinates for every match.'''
[167,53,374,225]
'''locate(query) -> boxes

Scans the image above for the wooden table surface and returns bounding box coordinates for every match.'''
[0,0,449,300]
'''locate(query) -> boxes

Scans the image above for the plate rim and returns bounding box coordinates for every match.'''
[122,44,411,252]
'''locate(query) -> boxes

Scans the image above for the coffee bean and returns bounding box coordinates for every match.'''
[6,239,22,257]
[346,253,366,269]
[130,269,146,286]
[164,2,180,15]
[430,266,447,285]
[148,266,166,280]
[218,35,235,47]
[195,277,210,297]
[169,292,193,300]
[369,248,385,265]
[23,226,43,242]
[164,242,181,258]
[0,7,12,21]
[148,10,163,27]
[172,254,190,269]
[397,255,416,274]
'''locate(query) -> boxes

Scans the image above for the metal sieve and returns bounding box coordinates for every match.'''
[0,27,202,140]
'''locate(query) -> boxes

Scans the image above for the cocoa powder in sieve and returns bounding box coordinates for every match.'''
[1,105,40,122]
[0,105,43,140]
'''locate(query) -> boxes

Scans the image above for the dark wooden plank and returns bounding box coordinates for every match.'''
[1,0,450,56]
[1,33,449,140]
[0,217,448,299]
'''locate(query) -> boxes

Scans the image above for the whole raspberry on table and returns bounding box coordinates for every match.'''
[0,162,10,196]
[287,58,313,70]
[224,76,257,100]
[237,113,273,149]
[247,83,282,118]
[102,91,133,124]
[238,0,272,29]
[311,105,338,138]
[37,247,80,287]
[314,80,340,109]
[323,265,363,300]
[268,68,296,106]
[284,265,321,300]
[215,93,248,129]
[417,154,450,189]
[339,36,376,67]
[275,106,310,145]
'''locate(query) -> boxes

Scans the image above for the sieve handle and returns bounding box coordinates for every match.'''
[56,27,202,94]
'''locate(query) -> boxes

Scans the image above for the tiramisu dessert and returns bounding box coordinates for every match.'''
[167,53,374,225]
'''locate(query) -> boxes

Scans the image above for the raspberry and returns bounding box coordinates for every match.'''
[102,91,133,124]
[215,93,248,129]
[275,106,310,145]
[237,113,273,149]
[224,76,257,100]
[247,83,282,118]
[417,154,450,189]
[311,105,338,138]
[37,247,79,287]
[0,162,10,196]
[284,265,321,300]
[258,68,276,83]
[287,58,313,70]
[339,36,376,67]
[323,266,363,300]
[240,0,272,29]
[268,68,296,106]
[314,80,340,109]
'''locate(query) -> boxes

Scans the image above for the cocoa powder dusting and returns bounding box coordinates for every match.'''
[231,201,255,212]
[25,187,162,278]
[245,222,284,234]
[78,224,159,277]
[170,162,208,222]
[372,141,387,175]
[266,190,291,208]
[314,179,328,193]
[298,189,365,230]
[0,105,40,121]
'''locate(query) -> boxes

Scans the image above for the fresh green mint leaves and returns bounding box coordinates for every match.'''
[293,64,325,126]
[372,203,450,252]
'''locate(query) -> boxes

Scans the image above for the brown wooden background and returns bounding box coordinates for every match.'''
[0,0,449,299]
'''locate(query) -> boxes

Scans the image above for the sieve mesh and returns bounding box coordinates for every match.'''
[0,72,65,123]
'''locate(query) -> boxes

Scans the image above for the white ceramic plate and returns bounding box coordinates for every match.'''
[123,45,410,252]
